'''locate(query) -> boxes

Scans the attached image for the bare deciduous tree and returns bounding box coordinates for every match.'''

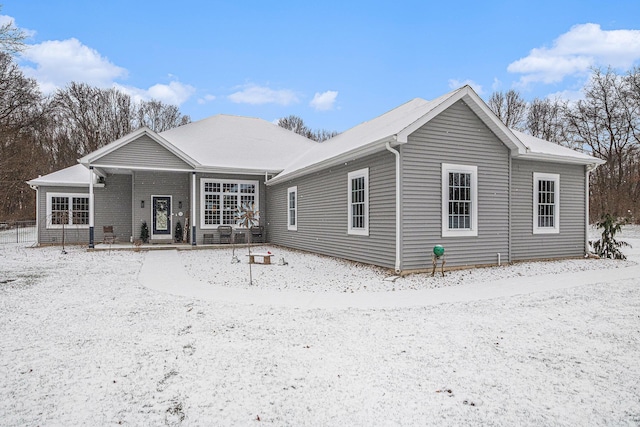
[525,97,567,144]
[488,89,527,130]
[0,6,26,54]
[564,67,639,220]
[135,99,191,132]
[277,115,338,142]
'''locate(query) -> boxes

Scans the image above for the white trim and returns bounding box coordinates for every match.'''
[151,195,173,238]
[200,178,260,229]
[287,186,298,231]
[45,192,91,229]
[533,172,560,234]
[347,168,369,236]
[441,163,478,237]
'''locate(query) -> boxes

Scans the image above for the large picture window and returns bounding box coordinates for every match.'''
[201,179,259,228]
[533,172,559,234]
[348,168,369,236]
[287,186,297,231]
[442,163,478,237]
[46,193,90,228]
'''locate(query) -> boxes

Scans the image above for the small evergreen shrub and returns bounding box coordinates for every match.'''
[140,221,149,243]
[590,214,631,260]
[174,221,183,242]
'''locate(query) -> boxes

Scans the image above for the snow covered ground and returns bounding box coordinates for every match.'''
[1,228,639,425]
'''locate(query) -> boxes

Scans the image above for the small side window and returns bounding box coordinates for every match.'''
[287,186,297,231]
[533,173,560,234]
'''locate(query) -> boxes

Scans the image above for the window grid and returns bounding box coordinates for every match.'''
[537,180,555,228]
[72,197,90,225]
[201,179,258,227]
[448,172,471,229]
[47,194,89,227]
[350,176,366,229]
[51,196,69,225]
[288,190,296,227]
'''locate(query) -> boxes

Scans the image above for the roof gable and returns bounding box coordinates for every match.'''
[268,86,603,185]
[79,127,198,170]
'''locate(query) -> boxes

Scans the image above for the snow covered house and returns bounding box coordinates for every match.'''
[28,86,604,272]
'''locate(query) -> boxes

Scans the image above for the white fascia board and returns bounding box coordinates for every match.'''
[91,163,195,173]
[195,166,283,176]
[395,86,528,156]
[26,181,105,188]
[266,137,395,186]
[516,152,606,167]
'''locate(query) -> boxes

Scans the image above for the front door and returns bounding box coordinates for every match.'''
[152,196,171,236]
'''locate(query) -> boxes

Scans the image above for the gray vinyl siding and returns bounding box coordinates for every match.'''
[193,173,267,244]
[36,176,132,245]
[95,174,132,243]
[37,186,91,245]
[401,100,510,270]
[132,171,191,242]
[511,159,586,260]
[98,135,193,170]
[267,150,396,269]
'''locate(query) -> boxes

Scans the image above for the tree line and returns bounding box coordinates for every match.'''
[2,12,638,223]
[0,52,191,220]
[487,67,640,223]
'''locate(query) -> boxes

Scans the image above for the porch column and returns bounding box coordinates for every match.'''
[89,166,95,248]
[191,172,196,246]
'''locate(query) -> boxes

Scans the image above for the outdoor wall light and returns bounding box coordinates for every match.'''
[140,200,145,208]
[178,201,182,209]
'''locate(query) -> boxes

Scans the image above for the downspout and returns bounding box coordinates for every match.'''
[131,171,135,243]
[585,165,591,255]
[89,166,94,248]
[508,155,512,264]
[385,141,401,272]
[191,172,196,246]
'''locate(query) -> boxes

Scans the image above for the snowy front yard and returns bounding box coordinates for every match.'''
[1,230,639,426]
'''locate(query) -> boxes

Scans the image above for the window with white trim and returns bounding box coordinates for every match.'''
[287,186,297,231]
[200,179,259,228]
[46,193,90,228]
[348,168,369,236]
[533,172,559,234]
[442,163,478,237]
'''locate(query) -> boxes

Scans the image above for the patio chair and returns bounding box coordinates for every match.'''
[218,225,233,244]
[103,226,116,244]
[250,225,264,243]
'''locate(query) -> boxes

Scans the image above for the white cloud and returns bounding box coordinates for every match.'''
[309,90,338,111]
[0,14,36,37]
[114,81,195,106]
[197,94,217,105]
[228,84,299,105]
[20,38,127,92]
[508,23,640,85]
[448,79,484,95]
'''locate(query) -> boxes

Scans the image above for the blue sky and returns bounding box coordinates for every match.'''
[3,0,640,132]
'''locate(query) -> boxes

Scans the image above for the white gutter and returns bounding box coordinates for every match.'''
[385,141,401,272]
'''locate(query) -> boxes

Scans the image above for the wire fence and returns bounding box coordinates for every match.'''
[0,220,37,244]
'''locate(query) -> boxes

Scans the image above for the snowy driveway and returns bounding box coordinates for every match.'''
[139,238,640,309]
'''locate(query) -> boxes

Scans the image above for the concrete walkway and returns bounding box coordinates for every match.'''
[138,239,640,309]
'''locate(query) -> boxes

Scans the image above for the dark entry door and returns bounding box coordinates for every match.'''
[152,196,171,236]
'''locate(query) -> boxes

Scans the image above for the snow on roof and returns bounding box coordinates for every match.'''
[159,115,318,172]
[512,129,605,165]
[269,87,604,184]
[269,96,452,183]
[27,164,97,187]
